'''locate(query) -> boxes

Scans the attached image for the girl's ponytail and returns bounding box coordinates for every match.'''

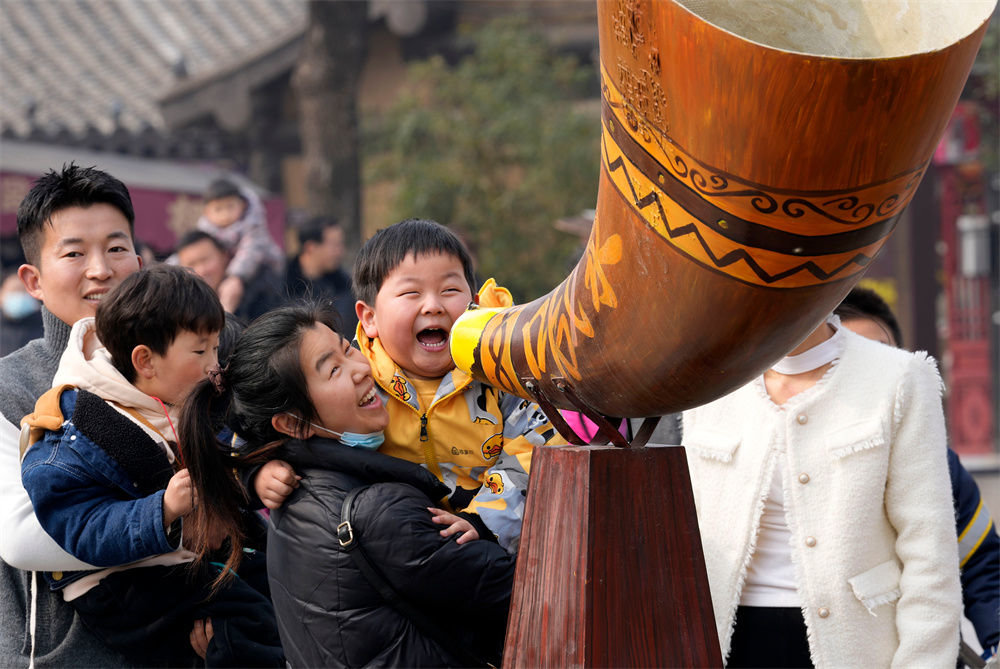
[178,373,247,584]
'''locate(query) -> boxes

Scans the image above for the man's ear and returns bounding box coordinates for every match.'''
[131,345,157,380]
[17,264,43,301]
[272,412,314,439]
[356,301,378,338]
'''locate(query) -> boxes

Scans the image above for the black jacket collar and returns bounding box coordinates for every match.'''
[278,437,450,503]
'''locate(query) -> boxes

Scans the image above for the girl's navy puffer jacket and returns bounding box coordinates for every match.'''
[267,437,515,668]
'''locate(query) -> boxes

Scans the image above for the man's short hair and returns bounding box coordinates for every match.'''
[176,229,227,255]
[352,218,476,306]
[297,216,339,248]
[835,287,903,348]
[96,265,225,383]
[16,163,135,266]
[203,178,245,205]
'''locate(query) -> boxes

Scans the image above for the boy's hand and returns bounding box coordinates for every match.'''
[254,460,300,510]
[163,469,196,526]
[428,508,479,544]
[217,275,244,313]
[189,618,214,659]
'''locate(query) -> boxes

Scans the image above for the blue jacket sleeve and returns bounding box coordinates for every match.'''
[21,428,178,567]
[948,448,999,654]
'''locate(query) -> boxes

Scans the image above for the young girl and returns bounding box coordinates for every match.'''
[179,304,515,668]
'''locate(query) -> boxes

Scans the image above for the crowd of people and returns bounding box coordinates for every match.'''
[0,163,996,668]
[0,176,355,358]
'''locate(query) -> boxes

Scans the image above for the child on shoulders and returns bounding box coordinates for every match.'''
[195,178,284,313]
[20,264,283,667]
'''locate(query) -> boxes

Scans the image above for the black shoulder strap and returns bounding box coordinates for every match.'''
[338,486,495,668]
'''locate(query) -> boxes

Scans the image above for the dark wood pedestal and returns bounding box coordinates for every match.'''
[503,444,722,668]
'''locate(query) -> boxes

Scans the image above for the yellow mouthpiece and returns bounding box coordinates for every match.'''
[450,307,503,375]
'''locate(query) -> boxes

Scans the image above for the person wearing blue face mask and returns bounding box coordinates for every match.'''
[178,303,515,668]
[0,270,42,356]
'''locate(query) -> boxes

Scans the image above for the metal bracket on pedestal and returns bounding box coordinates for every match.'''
[522,377,661,449]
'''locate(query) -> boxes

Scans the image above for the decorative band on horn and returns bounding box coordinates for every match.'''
[600,62,924,288]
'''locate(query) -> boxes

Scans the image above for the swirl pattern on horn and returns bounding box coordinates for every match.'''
[451,0,995,418]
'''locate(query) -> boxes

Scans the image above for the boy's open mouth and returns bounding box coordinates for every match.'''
[416,328,449,351]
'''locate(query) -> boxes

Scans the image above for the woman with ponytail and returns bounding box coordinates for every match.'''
[179,303,515,668]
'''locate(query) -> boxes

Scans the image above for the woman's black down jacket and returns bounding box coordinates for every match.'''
[266,437,516,668]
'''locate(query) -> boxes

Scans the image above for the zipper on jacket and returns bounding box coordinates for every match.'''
[419,412,443,481]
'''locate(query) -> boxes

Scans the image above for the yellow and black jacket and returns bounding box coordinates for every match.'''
[356,319,562,553]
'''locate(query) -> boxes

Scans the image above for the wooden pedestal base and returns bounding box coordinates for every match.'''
[503,444,721,668]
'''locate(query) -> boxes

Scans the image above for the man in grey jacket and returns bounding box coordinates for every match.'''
[0,164,141,667]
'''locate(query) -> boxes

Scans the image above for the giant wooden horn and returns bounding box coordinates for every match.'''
[451,0,995,418]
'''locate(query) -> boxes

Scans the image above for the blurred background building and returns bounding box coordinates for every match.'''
[0,0,599,257]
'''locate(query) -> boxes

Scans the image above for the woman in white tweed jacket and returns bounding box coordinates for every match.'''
[682,315,961,668]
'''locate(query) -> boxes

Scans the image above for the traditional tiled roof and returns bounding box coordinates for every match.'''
[0,0,306,142]
[1,0,598,156]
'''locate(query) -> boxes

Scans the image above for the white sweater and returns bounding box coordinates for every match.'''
[683,331,961,668]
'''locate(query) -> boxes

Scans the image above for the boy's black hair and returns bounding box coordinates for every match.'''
[96,265,225,383]
[297,215,339,248]
[16,163,135,266]
[352,218,476,305]
[203,178,247,205]
[834,286,903,348]
[176,229,227,255]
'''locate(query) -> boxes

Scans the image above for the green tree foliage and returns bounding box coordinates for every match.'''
[369,18,600,302]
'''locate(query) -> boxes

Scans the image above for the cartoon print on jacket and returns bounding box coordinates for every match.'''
[486,473,504,494]
[390,375,411,402]
[481,433,503,460]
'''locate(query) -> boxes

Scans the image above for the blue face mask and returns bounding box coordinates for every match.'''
[290,415,384,450]
[336,430,385,450]
[2,292,40,320]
